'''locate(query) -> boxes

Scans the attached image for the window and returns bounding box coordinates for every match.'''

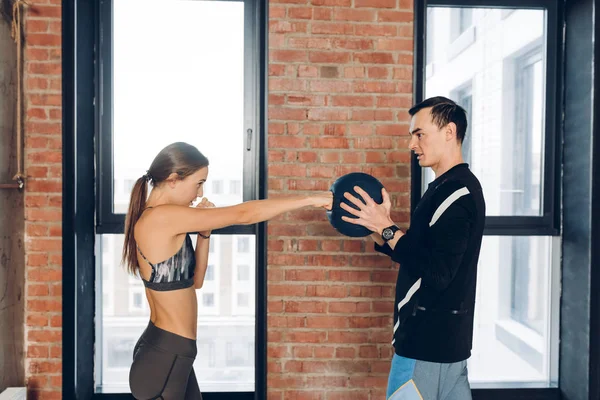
[451,82,473,166]
[205,264,215,281]
[232,236,255,315]
[226,342,254,368]
[426,8,436,68]
[451,7,473,40]
[106,338,137,369]
[421,4,560,389]
[212,180,224,195]
[237,293,250,307]
[237,237,250,253]
[91,0,265,396]
[203,293,215,307]
[237,264,250,281]
[128,287,148,313]
[230,180,242,195]
[123,178,135,195]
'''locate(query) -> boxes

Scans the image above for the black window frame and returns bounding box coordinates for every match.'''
[96,0,262,236]
[413,1,563,399]
[415,0,562,237]
[62,0,269,398]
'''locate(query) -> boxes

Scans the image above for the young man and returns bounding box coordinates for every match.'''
[341,96,486,400]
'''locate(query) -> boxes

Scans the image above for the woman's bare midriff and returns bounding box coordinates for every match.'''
[145,286,198,340]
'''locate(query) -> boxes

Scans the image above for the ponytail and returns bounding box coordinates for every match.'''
[122,175,150,275]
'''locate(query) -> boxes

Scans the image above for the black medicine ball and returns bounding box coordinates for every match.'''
[327,172,385,237]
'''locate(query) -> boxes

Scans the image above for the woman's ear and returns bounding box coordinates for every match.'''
[166,172,179,188]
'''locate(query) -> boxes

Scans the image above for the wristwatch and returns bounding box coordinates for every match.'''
[381,225,400,242]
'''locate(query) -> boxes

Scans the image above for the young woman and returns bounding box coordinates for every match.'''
[123,142,332,399]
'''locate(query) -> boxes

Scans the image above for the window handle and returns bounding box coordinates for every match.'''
[246,129,252,151]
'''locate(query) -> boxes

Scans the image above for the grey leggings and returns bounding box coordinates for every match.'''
[129,321,202,400]
[387,353,472,400]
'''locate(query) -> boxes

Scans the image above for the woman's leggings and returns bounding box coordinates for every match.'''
[129,321,202,400]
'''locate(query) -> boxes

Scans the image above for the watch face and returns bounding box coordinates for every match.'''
[382,228,393,240]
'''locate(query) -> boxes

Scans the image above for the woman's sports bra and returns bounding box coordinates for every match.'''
[136,209,196,291]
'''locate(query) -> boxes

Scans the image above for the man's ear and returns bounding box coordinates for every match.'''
[446,122,458,142]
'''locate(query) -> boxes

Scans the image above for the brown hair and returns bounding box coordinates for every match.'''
[122,142,209,275]
[409,96,468,144]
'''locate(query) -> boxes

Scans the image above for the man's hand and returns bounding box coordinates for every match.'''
[340,186,394,235]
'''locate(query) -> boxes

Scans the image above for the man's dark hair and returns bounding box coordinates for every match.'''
[409,96,468,144]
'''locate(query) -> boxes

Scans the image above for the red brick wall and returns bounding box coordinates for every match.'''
[22,1,63,399]
[19,0,413,398]
[266,0,414,398]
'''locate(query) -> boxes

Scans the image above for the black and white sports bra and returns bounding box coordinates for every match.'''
[136,208,196,291]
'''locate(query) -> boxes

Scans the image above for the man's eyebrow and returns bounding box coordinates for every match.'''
[409,127,422,135]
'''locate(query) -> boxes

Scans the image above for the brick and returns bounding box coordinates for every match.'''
[27,268,61,283]
[27,108,48,120]
[26,136,49,149]
[298,65,319,77]
[26,375,48,389]
[332,95,373,107]
[335,347,356,358]
[353,81,397,93]
[344,67,365,78]
[28,94,61,106]
[306,285,347,298]
[313,8,332,20]
[311,22,354,35]
[27,329,61,343]
[353,52,395,64]
[26,208,61,222]
[284,301,327,313]
[354,24,397,37]
[376,38,413,51]
[27,299,61,312]
[26,122,61,135]
[271,49,308,62]
[27,223,49,236]
[270,21,308,33]
[269,107,308,121]
[287,95,325,106]
[27,345,49,359]
[28,360,61,374]
[27,62,61,75]
[308,51,350,63]
[320,152,341,163]
[307,109,349,122]
[288,7,313,19]
[333,8,375,22]
[377,10,413,23]
[28,5,62,18]
[269,5,286,18]
[27,314,49,327]
[309,80,352,93]
[270,78,307,91]
[311,0,351,6]
[26,34,61,47]
[320,66,338,78]
[28,284,50,296]
[351,109,394,121]
[368,66,389,79]
[288,37,331,49]
[355,0,396,7]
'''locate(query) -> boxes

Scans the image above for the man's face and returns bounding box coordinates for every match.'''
[408,108,449,168]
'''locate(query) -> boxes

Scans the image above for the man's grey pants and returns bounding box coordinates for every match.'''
[386,353,472,400]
